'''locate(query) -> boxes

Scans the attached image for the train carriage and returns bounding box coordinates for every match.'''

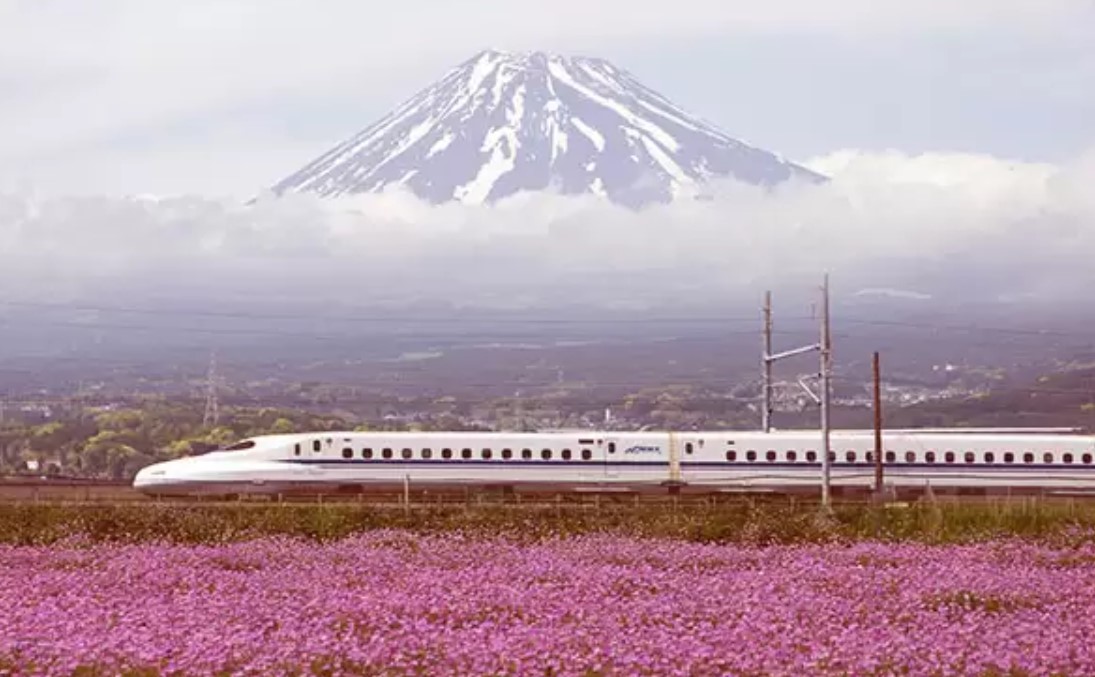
[133,429,1095,496]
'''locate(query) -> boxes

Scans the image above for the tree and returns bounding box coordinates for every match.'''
[270,418,295,434]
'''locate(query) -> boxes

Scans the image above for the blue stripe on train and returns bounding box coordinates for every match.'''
[284,459,1095,471]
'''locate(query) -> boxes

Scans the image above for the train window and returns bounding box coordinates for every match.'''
[1004,452,1014,464]
[313,440,322,452]
[541,449,552,460]
[382,448,393,459]
[225,440,256,451]
[294,444,301,456]
[1043,453,1053,464]
[828,451,836,462]
[442,448,452,459]
[885,451,896,463]
[1024,453,1034,464]
[845,451,856,462]
[925,452,936,463]
[984,452,995,464]
[726,450,737,462]
[685,442,694,455]
[608,442,616,454]
[422,448,432,459]
[766,451,777,462]
[342,448,353,459]
[402,448,413,460]
[363,448,373,459]
[964,452,975,464]
[865,451,874,463]
[786,451,797,462]
[806,451,817,462]
[943,452,954,463]
[1064,453,1074,464]
[481,449,492,460]
[905,451,916,463]
[502,448,512,460]
[1084,453,1093,464]
[746,450,757,461]
[461,448,472,460]
[562,449,572,460]
[522,449,532,460]
[581,449,592,461]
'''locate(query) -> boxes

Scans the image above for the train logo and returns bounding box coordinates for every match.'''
[624,445,661,455]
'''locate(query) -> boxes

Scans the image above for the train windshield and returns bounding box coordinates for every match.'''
[223,439,257,451]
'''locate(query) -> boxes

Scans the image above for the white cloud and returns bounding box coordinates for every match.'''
[802,150,1058,190]
[2,149,1092,313]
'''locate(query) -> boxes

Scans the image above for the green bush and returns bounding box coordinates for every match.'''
[3,498,1095,545]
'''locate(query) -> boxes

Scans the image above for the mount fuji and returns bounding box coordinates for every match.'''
[271,50,824,208]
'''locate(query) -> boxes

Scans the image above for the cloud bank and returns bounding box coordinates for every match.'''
[1,149,1093,315]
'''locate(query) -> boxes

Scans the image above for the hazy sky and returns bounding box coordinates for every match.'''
[1,0,1092,197]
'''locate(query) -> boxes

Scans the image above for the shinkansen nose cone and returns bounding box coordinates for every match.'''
[132,459,190,495]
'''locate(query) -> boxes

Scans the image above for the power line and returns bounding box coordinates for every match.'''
[840,317,1095,339]
[0,316,828,341]
[0,300,800,326]
[8,314,1088,357]
[5,299,1094,339]
[3,311,1090,355]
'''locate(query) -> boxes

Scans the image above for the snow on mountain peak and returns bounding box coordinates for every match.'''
[272,49,824,208]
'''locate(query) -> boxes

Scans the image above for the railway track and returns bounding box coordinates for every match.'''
[4,477,1095,506]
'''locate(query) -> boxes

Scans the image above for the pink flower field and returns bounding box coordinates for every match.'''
[2,532,1092,675]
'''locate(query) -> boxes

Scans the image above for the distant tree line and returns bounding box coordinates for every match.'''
[0,399,350,480]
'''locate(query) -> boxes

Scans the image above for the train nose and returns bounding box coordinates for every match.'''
[132,462,170,493]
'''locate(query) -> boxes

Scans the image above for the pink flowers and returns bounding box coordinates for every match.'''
[2,533,1093,675]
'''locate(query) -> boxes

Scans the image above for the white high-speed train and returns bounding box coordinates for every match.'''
[132,428,1095,496]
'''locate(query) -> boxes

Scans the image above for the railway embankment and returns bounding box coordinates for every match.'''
[3,497,1095,546]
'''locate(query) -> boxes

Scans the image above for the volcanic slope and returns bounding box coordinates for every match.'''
[272,49,823,208]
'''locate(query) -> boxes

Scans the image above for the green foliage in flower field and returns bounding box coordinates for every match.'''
[3,499,1095,546]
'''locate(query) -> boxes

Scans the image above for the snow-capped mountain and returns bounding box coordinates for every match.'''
[272,49,824,208]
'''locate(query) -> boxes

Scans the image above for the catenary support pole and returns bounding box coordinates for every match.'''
[820,274,832,510]
[763,291,773,432]
[873,351,883,495]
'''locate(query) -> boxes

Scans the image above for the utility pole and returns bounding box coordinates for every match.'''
[873,351,884,495]
[762,291,773,432]
[819,274,833,510]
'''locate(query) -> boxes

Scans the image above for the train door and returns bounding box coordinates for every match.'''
[603,437,620,480]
